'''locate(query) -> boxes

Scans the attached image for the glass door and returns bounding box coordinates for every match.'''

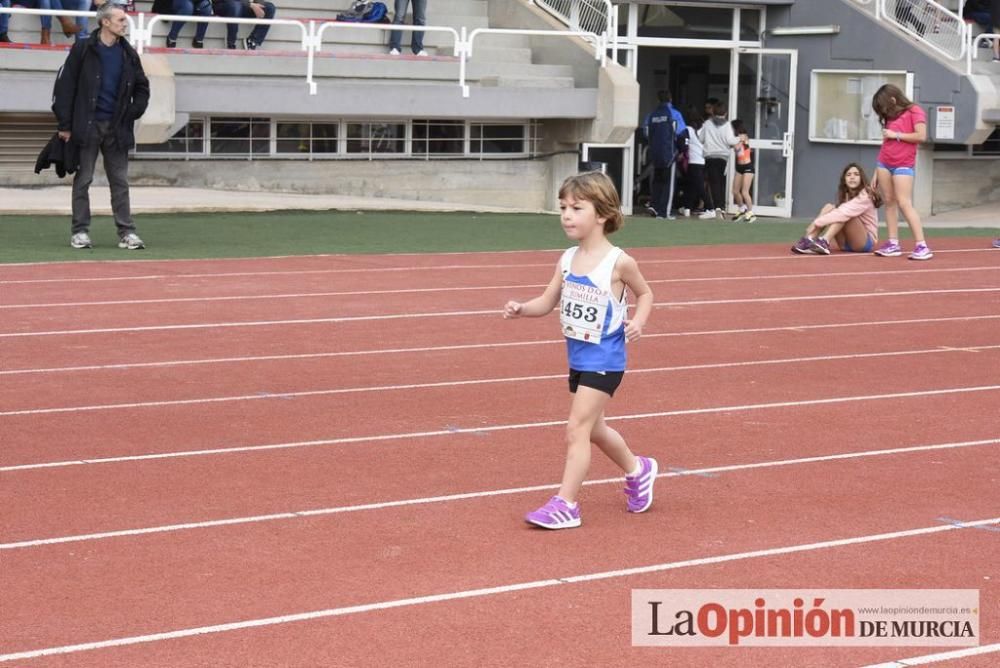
[736,48,797,217]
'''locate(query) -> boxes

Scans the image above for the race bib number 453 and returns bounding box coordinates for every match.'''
[560,280,608,344]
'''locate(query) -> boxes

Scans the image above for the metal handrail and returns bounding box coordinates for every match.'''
[877,0,968,60]
[966,32,1000,75]
[532,0,617,62]
[0,9,609,98]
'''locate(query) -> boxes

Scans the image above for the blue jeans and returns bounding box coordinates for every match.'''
[168,0,212,42]
[22,0,53,30]
[211,0,275,47]
[60,0,88,40]
[389,0,426,53]
[0,0,9,35]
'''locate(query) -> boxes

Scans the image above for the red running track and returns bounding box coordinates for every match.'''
[0,240,998,666]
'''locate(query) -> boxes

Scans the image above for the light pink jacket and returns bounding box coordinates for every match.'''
[814,191,878,240]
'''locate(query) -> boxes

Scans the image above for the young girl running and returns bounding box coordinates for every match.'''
[792,163,882,255]
[871,84,933,260]
[503,171,656,530]
[730,120,755,223]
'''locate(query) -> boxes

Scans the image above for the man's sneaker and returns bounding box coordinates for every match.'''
[874,240,902,257]
[415,49,429,56]
[242,37,259,50]
[165,36,177,48]
[644,204,659,217]
[624,456,658,513]
[992,238,1000,249]
[791,236,815,254]
[808,237,831,255]
[678,207,691,217]
[389,48,401,55]
[70,232,92,249]
[525,496,581,529]
[698,210,717,220]
[908,242,933,261]
[118,233,145,250]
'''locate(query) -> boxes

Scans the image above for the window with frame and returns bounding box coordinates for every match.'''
[276,122,339,155]
[209,117,271,156]
[346,122,406,154]
[470,123,526,154]
[412,120,465,156]
[135,119,205,154]
[809,71,912,145]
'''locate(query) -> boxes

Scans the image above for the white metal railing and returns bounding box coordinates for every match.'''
[967,32,1000,75]
[0,8,607,98]
[878,0,968,60]
[532,0,617,62]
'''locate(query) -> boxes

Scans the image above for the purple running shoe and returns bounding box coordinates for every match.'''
[525,496,581,529]
[791,237,814,254]
[908,243,934,261]
[624,456,658,513]
[874,240,902,257]
[808,237,831,255]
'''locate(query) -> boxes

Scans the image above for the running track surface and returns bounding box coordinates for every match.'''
[1,240,998,667]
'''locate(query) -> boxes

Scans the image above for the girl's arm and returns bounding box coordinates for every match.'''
[618,255,653,342]
[883,122,927,144]
[504,265,562,319]
[812,192,874,228]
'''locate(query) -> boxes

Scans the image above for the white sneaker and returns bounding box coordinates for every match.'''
[70,232,92,249]
[415,49,429,57]
[698,210,717,220]
[678,207,691,217]
[118,233,145,250]
[389,48,401,55]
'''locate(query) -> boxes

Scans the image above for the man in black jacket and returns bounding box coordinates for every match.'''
[53,2,150,250]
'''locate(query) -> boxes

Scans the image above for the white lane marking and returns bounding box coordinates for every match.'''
[859,643,1000,667]
[5,344,1000,417]
[5,314,1000,376]
[4,266,997,309]
[3,288,999,338]
[1,517,997,663]
[3,384,1000,472]
[1,247,993,284]
[2,438,996,550]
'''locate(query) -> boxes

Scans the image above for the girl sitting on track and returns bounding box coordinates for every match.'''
[503,171,657,530]
[792,162,882,255]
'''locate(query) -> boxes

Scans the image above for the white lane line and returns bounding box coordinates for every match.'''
[1,247,993,284]
[5,344,1000,417]
[4,266,997,310]
[860,643,1000,667]
[4,287,999,339]
[2,517,997,664]
[2,438,996,551]
[5,314,1000,376]
[3,384,1000,472]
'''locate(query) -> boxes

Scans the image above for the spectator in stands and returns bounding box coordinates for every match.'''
[60,0,90,40]
[965,0,993,31]
[389,0,426,56]
[19,0,83,44]
[212,0,274,50]
[153,0,212,48]
[92,0,135,10]
[992,0,1000,61]
[53,2,149,250]
[0,0,10,43]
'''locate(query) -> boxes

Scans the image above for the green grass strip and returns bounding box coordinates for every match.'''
[0,211,995,263]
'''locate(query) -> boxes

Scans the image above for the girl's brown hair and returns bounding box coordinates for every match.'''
[558,171,625,234]
[838,162,882,208]
[871,83,914,125]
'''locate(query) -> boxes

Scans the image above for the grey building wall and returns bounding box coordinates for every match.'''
[764,0,985,217]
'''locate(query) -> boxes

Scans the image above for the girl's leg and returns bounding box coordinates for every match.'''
[805,203,836,237]
[731,173,743,208]
[891,173,926,244]
[830,216,869,251]
[741,173,754,210]
[556,386,611,504]
[590,415,637,474]
[877,167,898,239]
